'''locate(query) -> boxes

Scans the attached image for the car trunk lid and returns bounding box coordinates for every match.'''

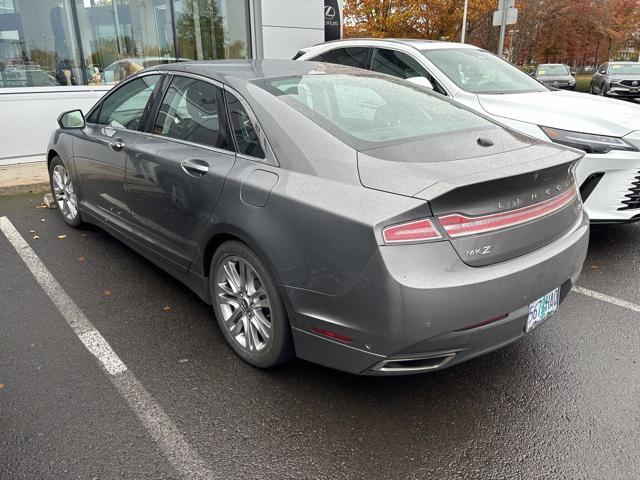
[358,135,583,266]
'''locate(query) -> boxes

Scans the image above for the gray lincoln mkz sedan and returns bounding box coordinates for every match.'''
[48,60,589,375]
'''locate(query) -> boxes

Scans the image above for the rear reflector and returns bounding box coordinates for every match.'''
[311,326,353,343]
[382,219,442,244]
[437,187,577,238]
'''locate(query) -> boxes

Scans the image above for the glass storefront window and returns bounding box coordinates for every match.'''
[0,1,83,87]
[0,0,252,89]
[74,0,176,85]
[174,0,251,61]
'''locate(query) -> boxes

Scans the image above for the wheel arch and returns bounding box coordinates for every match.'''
[198,224,284,287]
[47,149,59,170]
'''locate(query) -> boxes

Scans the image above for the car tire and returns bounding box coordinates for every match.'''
[49,156,82,228]
[210,240,294,368]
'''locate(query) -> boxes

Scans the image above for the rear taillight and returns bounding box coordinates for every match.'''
[437,188,577,238]
[382,219,442,244]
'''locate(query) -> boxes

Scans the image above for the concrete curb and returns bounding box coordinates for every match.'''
[0,182,50,196]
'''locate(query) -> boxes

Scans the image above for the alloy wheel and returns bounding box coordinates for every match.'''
[52,164,79,222]
[215,256,272,353]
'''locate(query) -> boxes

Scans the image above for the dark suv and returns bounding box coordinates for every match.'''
[590,62,640,98]
[533,64,576,90]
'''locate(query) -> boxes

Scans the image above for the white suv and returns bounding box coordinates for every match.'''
[296,39,640,223]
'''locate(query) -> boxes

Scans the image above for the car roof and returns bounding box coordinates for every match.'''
[538,63,566,66]
[309,38,481,51]
[146,59,372,83]
[607,61,640,64]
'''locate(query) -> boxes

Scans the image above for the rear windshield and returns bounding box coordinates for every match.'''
[259,73,493,149]
[608,64,640,75]
[537,65,570,76]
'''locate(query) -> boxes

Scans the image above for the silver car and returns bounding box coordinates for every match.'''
[48,60,588,374]
[297,39,640,223]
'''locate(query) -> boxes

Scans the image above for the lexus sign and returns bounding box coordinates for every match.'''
[324,0,342,41]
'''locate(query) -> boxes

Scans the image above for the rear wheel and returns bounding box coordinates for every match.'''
[210,240,294,368]
[49,156,82,227]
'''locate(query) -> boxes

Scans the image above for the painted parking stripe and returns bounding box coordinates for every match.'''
[0,216,216,480]
[573,286,640,313]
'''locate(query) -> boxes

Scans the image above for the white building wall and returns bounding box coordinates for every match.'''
[0,87,109,166]
[257,0,324,59]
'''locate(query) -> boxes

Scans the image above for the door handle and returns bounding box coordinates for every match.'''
[181,159,209,176]
[108,139,125,152]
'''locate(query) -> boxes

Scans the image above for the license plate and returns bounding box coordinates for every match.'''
[526,288,560,332]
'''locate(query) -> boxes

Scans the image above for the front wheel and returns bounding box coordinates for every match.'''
[49,156,82,227]
[210,240,294,368]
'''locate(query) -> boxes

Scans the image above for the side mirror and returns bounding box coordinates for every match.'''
[571,71,576,76]
[406,76,433,90]
[58,109,85,129]
[599,70,606,75]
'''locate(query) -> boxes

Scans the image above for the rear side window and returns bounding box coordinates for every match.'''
[97,75,159,129]
[152,76,230,151]
[225,91,265,159]
[313,47,370,69]
[372,49,447,95]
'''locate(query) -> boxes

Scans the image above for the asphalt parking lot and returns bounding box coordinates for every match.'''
[1,192,639,480]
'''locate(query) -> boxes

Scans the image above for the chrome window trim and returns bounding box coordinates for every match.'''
[140,131,236,157]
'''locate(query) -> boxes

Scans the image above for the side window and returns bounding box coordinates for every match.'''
[372,49,447,96]
[224,92,265,159]
[152,76,230,150]
[318,47,370,69]
[97,75,159,130]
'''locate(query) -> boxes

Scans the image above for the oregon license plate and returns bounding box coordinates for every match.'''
[526,288,560,332]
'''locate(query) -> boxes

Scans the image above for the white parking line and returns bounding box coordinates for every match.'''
[0,216,216,480]
[573,286,640,313]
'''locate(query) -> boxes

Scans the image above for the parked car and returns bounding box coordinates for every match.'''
[590,61,640,99]
[48,60,588,375]
[534,63,576,90]
[296,39,640,223]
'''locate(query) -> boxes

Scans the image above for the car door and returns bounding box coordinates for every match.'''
[74,74,161,232]
[124,73,236,269]
[370,48,448,96]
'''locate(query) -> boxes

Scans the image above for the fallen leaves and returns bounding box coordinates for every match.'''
[57,235,66,240]
[78,256,86,262]
[35,204,47,209]
[162,305,172,311]
[33,235,39,240]
[0,383,4,390]
[103,289,113,296]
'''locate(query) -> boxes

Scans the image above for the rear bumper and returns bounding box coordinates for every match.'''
[287,213,589,375]
[576,151,640,222]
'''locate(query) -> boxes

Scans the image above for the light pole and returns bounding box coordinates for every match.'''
[461,0,469,43]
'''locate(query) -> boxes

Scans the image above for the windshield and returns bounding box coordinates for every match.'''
[422,48,548,94]
[608,63,640,75]
[537,65,570,76]
[261,74,494,148]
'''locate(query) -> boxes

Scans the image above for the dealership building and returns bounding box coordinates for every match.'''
[0,0,342,166]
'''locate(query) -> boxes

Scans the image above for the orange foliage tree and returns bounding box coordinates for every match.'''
[343,0,640,66]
